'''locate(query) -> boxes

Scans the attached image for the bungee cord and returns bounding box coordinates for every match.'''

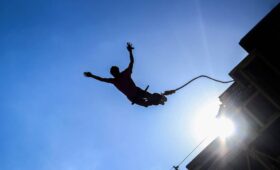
[163,75,234,96]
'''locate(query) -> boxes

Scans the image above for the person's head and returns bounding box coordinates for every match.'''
[110,66,120,77]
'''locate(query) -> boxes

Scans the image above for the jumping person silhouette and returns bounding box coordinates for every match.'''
[84,42,167,107]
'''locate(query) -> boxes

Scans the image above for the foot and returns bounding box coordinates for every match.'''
[150,93,167,105]
[160,96,167,105]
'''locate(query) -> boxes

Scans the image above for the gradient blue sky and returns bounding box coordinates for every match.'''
[0,0,279,170]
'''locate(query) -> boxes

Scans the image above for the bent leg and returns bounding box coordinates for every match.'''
[131,87,167,107]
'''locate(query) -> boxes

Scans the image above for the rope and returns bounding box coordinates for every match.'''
[170,136,209,170]
[163,75,234,96]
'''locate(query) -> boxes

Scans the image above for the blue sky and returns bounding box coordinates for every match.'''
[0,0,279,170]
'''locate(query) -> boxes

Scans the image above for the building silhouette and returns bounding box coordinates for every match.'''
[186,3,280,170]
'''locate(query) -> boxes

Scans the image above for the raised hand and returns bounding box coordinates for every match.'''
[84,72,93,77]
[127,42,134,52]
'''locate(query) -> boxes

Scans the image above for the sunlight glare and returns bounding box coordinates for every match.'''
[216,117,235,139]
[193,99,221,141]
[193,100,235,142]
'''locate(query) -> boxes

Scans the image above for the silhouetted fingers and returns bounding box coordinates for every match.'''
[83,72,92,77]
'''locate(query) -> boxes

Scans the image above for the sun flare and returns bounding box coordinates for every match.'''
[193,100,235,142]
[216,117,235,139]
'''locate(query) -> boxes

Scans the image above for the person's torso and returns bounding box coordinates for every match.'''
[112,70,138,98]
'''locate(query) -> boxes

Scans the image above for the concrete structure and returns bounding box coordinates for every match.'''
[186,3,280,170]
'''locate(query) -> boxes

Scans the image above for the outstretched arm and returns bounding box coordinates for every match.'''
[84,72,113,83]
[126,42,134,72]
